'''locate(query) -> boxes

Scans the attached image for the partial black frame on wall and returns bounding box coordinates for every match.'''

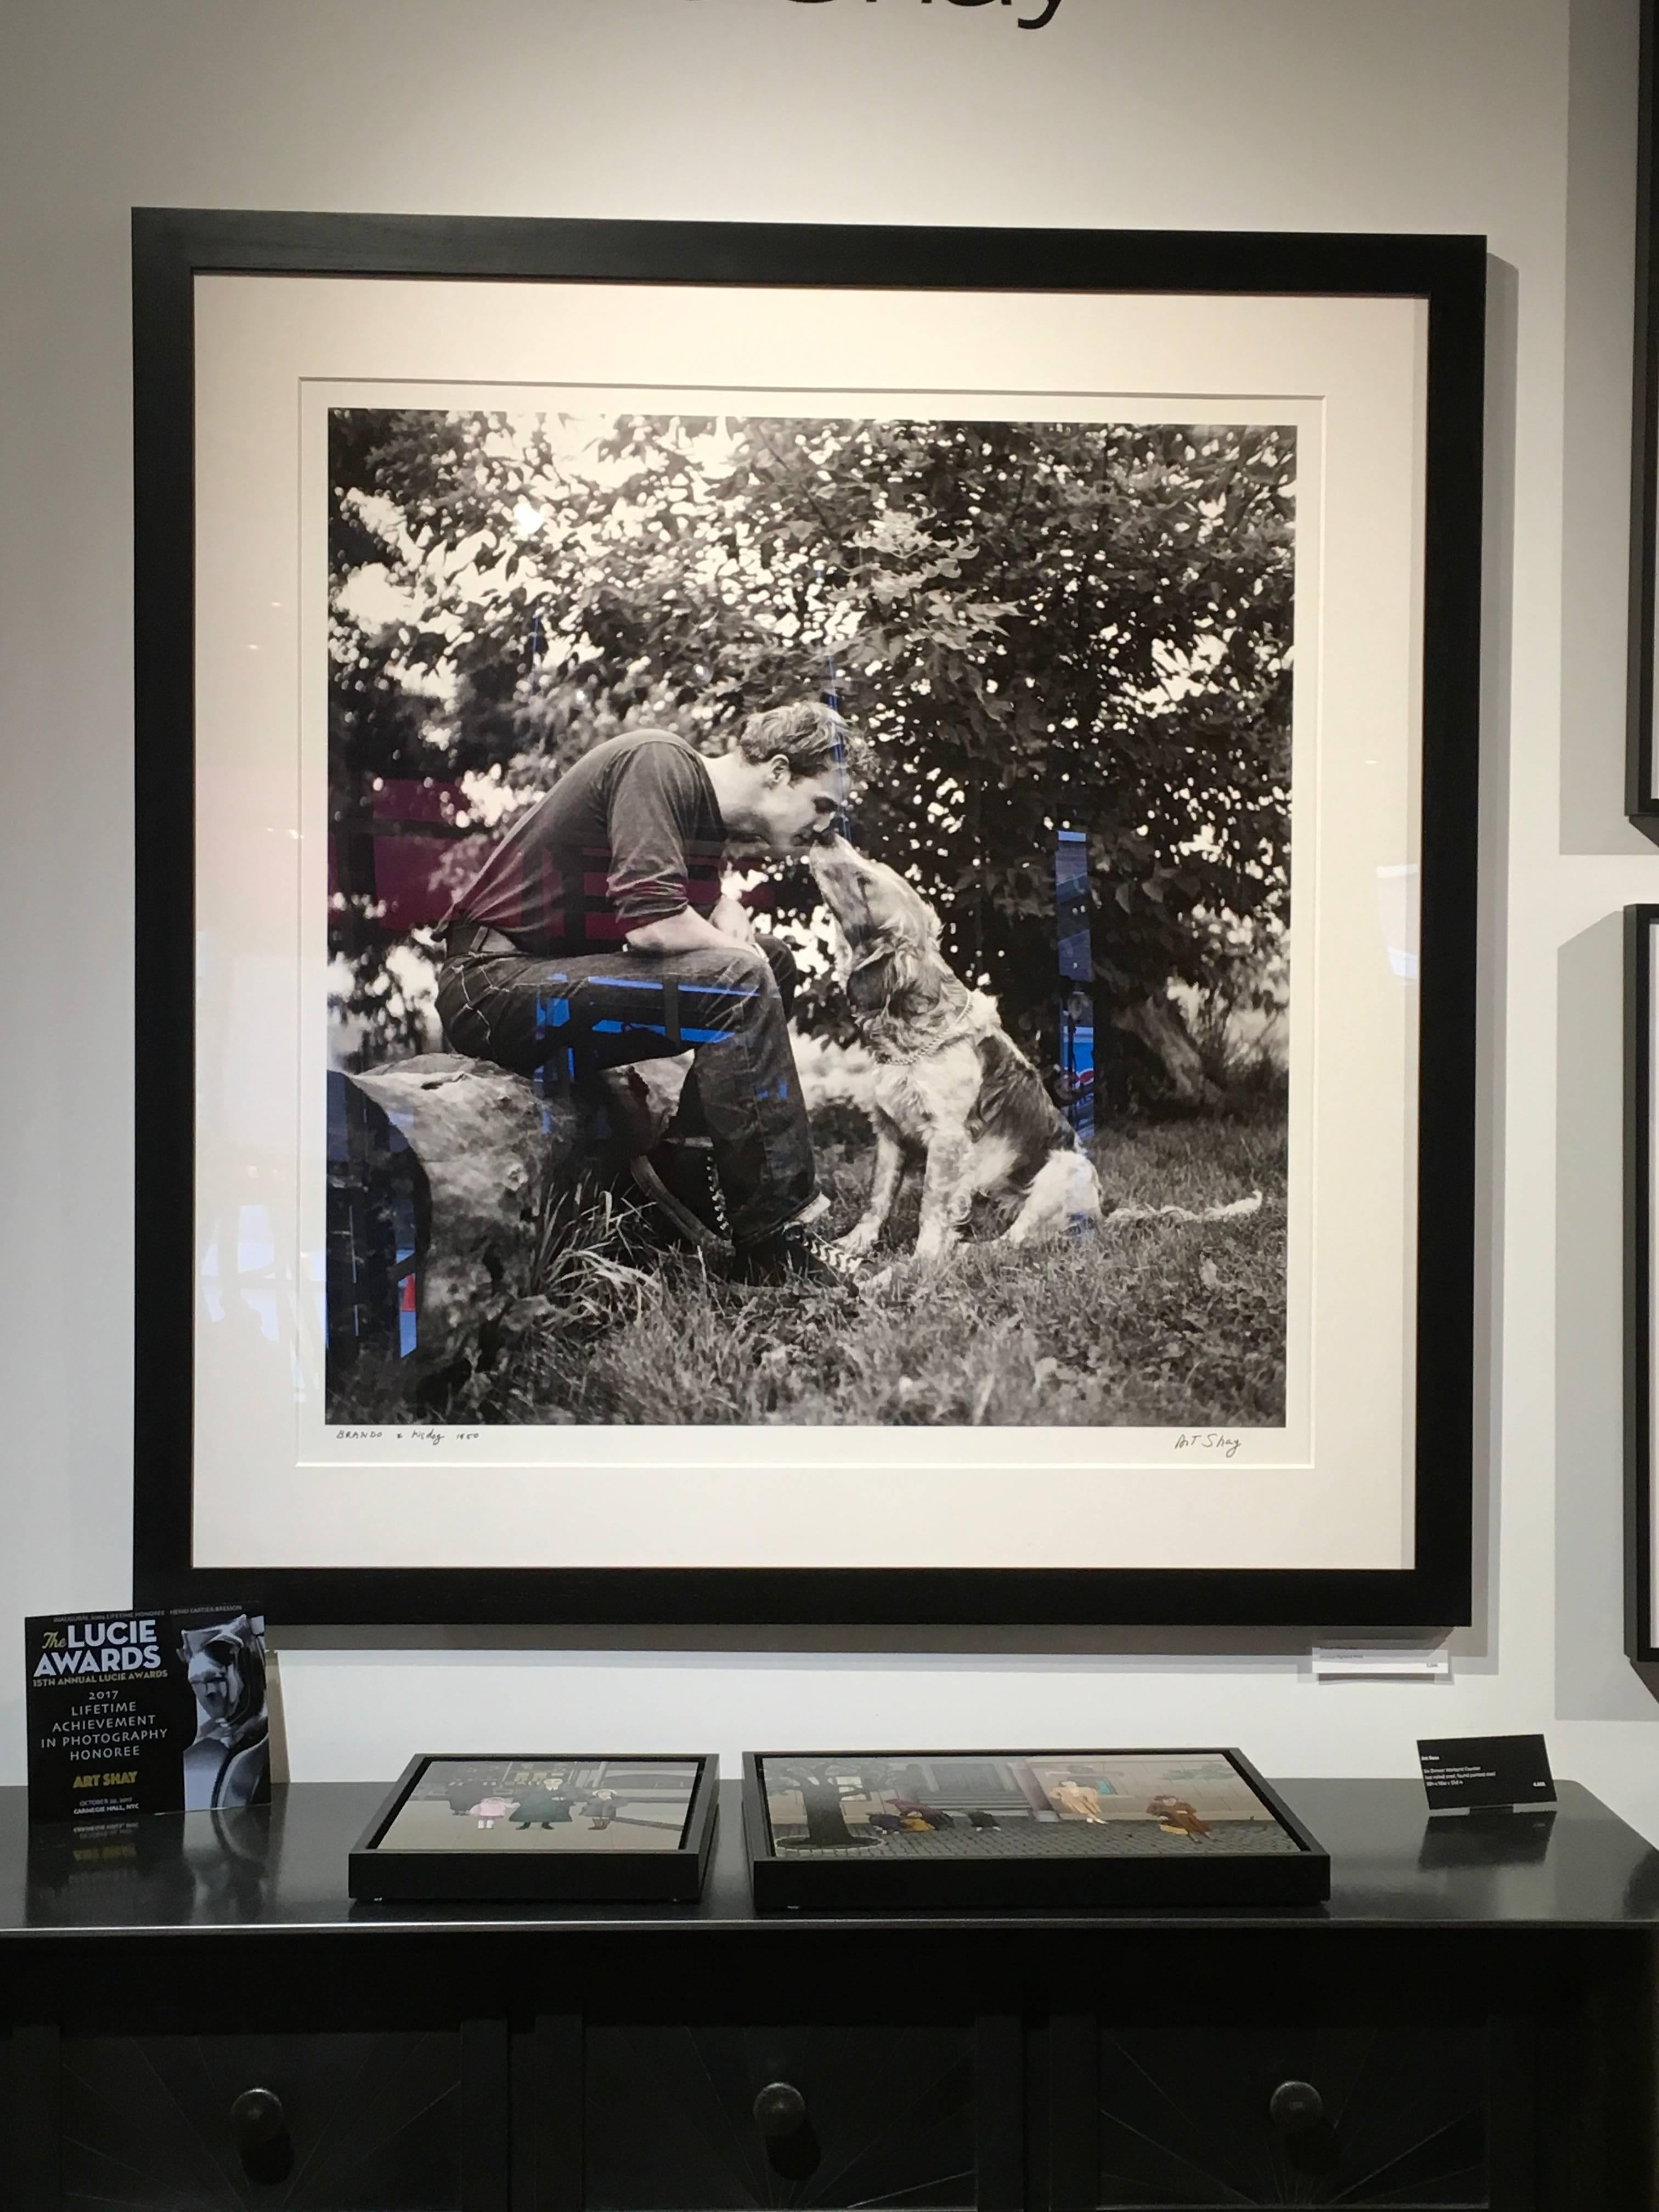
[1630,0,1659,832]
[132,208,1485,1628]
[1627,907,1659,1661]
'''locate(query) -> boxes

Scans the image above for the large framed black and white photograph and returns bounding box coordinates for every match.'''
[133,212,1483,1626]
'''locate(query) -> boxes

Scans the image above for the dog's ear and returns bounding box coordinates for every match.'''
[904,945,949,1007]
[851,939,946,1018]
[828,917,855,984]
[846,943,899,1014]
[892,876,944,945]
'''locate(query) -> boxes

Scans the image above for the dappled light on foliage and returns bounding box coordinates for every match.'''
[329,409,1294,1088]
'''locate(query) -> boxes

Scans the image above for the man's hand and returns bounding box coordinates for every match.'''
[710,893,757,946]
[624,906,748,957]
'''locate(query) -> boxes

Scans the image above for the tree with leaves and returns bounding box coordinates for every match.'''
[328,408,1294,1092]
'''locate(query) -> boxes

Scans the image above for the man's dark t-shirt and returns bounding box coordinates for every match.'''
[450,731,725,955]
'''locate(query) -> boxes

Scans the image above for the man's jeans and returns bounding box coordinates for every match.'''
[435,935,816,1243]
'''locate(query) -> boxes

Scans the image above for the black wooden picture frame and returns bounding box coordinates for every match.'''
[1627,907,1659,1661]
[132,207,1485,1630]
[348,1752,719,1903]
[1631,0,1659,833]
[742,1747,1330,1912]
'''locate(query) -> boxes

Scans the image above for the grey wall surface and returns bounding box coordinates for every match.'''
[3,0,1657,1831]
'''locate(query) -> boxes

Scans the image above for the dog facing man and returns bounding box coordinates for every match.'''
[436,699,1099,1286]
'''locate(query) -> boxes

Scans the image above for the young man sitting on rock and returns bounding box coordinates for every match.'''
[436,701,866,1289]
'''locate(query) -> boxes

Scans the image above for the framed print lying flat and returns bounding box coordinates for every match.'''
[348,1752,717,1901]
[131,209,1484,1627]
[742,1749,1329,1911]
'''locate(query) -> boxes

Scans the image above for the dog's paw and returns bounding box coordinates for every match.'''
[837,1221,882,1257]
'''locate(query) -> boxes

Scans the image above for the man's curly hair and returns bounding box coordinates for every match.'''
[735,700,870,785]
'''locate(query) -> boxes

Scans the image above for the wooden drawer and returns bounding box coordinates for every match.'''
[580,2015,1019,2211]
[37,2025,482,2211]
[1050,2011,1493,2210]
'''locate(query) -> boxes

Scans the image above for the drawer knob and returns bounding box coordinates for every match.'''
[1268,2080,1324,2136]
[753,2081,808,2140]
[231,2086,292,2181]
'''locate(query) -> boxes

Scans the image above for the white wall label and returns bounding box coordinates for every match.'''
[1312,1646,1453,1683]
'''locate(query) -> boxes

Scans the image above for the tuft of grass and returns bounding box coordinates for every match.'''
[331,1173,662,1426]
[1186,989,1289,1114]
[444,1177,662,1424]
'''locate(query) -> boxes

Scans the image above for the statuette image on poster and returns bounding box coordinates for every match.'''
[132,212,1482,1626]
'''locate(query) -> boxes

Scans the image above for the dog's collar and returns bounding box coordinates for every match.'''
[867,1000,984,1065]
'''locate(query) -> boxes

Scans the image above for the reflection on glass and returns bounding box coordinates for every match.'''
[760,1753,1301,1859]
[1375,862,1419,981]
[326,1069,421,1376]
[375,1756,701,1856]
[1055,829,1095,1141]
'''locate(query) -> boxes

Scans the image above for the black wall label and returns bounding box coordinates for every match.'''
[1418,1734,1557,1815]
[791,0,1065,29]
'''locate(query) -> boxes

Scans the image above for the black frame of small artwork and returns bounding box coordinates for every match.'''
[1630,0,1659,833]
[347,1752,718,1903]
[132,206,1485,1630]
[1627,909,1659,1661]
[742,1747,1330,1912]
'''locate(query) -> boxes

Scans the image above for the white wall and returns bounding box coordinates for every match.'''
[4,0,1657,1832]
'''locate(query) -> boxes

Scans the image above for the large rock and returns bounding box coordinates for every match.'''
[326,1052,685,1381]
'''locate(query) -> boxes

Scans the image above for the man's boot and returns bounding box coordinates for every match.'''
[629,1136,731,1248]
[729,1213,868,1290]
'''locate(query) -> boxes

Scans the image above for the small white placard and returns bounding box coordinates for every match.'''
[1311,1644,1452,1682]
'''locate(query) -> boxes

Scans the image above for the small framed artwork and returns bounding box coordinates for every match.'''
[1628,907,1659,1658]
[348,1752,718,1902]
[742,1749,1329,1910]
[133,208,1483,1628]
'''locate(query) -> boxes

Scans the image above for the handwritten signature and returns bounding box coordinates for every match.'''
[1173,1431,1242,1460]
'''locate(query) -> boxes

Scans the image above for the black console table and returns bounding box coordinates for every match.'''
[1,1778,1655,2209]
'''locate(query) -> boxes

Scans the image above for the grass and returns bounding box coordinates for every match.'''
[336,1102,1288,1431]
